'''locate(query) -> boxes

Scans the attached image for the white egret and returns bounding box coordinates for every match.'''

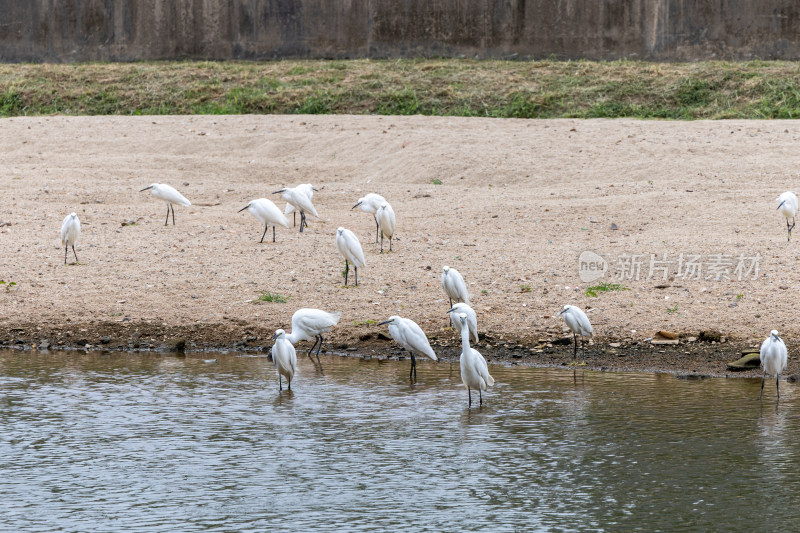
[442,266,470,327]
[335,227,366,286]
[457,313,494,406]
[271,329,297,391]
[559,305,593,365]
[352,193,386,243]
[377,316,437,381]
[140,183,191,226]
[760,330,788,400]
[284,308,342,357]
[777,191,798,241]
[284,183,318,227]
[376,202,396,253]
[447,302,478,344]
[273,185,319,232]
[60,212,80,264]
[238,198,290,243]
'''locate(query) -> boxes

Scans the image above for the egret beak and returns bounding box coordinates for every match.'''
[140,186,153,192]
[446,307,457,314]
[312,188,319,192]
[778,200,786,210]
[377,320,393,326]
[272,189,285,194]
[352,201,362,209]
[272,332,280,340]
[238,205,249,213]
[558,309,566,315]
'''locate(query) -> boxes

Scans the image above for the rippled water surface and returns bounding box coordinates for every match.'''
[2,349,799,531]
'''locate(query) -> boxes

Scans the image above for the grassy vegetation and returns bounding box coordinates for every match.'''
[3,59,800,118]
[585,282,630,298]
[256,291,289,303]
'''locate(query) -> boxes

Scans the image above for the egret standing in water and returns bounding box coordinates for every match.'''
[559,305,593,365]
[759,330,788,400]
[238,198,290,243]
[376,202,396,253]
[777,191,798,241]
[352,193,386,243]
[271,329,297,391]
[284,183,318,227]
[447,302,478,343]
[140,183,191,226]
[273,186,319,232]
[377,316,437,381]
[284,308,342,357]
[457,313,494,406]
[335,227,366,286]
[60,212,80,264]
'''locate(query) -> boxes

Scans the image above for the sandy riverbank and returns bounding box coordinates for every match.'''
[2,115,799,377]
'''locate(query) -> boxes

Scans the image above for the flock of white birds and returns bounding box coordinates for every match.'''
[57,183,795,404]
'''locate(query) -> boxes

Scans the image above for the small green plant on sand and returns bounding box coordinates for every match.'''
[667,304,678,314]
[353,319,378,326]
[585,282,630,297]
[256,291,289,303]
[431,178,442,185]
[0,280,17,291]
[520,284,531,293]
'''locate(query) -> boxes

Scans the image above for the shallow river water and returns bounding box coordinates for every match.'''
[1,349,798,532]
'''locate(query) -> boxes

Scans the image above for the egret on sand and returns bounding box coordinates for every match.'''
[777,191,798,241]
[442,266,469,326]
[238,198,290,243]
[140,183,191,226]
[377,316,437,381]
[284,183,318,227]
[284,308,341,357]
[335,227,366,286]
[352,193,386,243]
[376,202,396,253]
[759,329,788,400]
[60,212,80,264]
[447,302,478,344]
[457,313,494,406]
[271,329,297,391]
[273,186,319,232]
[559,305,593,365]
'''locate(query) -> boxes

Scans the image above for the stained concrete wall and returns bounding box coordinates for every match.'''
[1,1,800,62]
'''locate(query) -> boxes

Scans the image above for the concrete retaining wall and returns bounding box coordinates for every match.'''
[1,1,800,62]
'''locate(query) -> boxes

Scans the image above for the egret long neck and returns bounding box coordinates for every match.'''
[285,331,300,344]
[460,324,471,354]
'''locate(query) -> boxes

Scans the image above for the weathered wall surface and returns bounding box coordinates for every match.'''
[1,0,800,62]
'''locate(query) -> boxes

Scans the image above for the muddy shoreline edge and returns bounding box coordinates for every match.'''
[1,321,787,380]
